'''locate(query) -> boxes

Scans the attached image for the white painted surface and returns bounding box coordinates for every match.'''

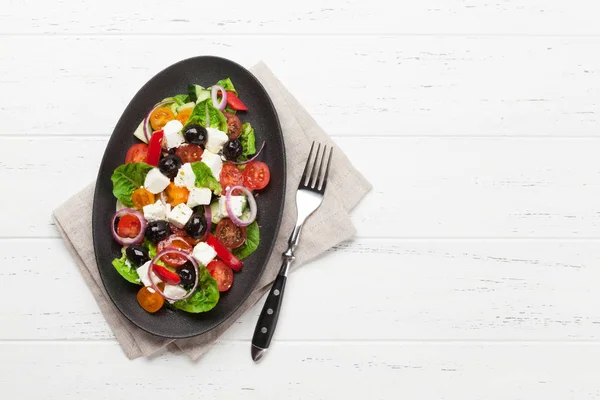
[2,1,600,398]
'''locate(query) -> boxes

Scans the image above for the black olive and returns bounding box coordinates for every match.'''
[183,124,207,147]
[145,220,171,243]
[125,244,150,268]
[158,154,182,179]
[185,212,207,239]
[177,261,197,288]
[223,139,243,161]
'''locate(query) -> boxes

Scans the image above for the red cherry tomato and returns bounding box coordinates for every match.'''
[176,144,203,163]
[117,214,141,238]
[220,163,243,189]
[226,91,248,111]
[206,234,244,271]
[215,218,247,249]
[152,264,181,285]
[147,130,164,166]
[206,260,234,292]
[157,235,193,267]
[125,143,148,164]
[242,161,270,190]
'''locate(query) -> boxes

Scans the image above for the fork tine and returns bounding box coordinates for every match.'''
[300,141,315,187]
[318,147,333,192]
[309,143,322,188]
[314,145,328,190]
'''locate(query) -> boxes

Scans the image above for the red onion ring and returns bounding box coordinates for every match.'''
[203,204,212,241]
[148,249,199,301]
[111,208,147,246]
[228,141,266,165]
[211,85,227,111]
[225,186,257,227]
[143,100,175,142]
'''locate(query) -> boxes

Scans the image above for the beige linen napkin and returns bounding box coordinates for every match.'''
[53,62,371,360]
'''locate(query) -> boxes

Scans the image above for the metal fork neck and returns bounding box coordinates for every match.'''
[279,223,303,277]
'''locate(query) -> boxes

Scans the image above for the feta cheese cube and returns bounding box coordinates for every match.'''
[168,203,193,228]
[218,195,246,218]
[174,163,196,189]
[192,242,217,266]
[187,187,212,208]
[136,261,162,287]
[162,120,185,149]
[205,127,229,153]
[144,168,170,194]
[143,200,171,222]
[163,284,187,303]
[201,150,223,179]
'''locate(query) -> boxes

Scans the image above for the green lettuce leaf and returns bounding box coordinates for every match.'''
[190,161,222,195]
[224,105,236,114]
[172,267,219,313]
[233,221,260,260]
[239,123,257,161]
[111,162,153,207]
[216,78,237,95]
[143,238,157,258]
[172,94,190,106]
[112,248,141,285]
[186,99,228,132]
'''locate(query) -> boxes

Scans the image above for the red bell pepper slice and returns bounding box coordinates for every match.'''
[206,234,244,271]
[146,130,164,166]
[226,91,248,111]
[152,264,181,285]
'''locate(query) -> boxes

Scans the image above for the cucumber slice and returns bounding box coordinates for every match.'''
[177,102,195,113]
[210,201,223,224]
[188,84,205,102]
[133,120,148,143]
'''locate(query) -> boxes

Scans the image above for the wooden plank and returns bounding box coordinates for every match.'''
[0,36,598,137]
[3,136,600,239]
[3,238,600,341]
[2,341,600,399]
[1,0,599,35]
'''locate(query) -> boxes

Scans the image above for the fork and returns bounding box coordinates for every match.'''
[251,142,333,362]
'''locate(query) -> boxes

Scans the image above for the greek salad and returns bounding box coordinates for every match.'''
[110,78,271,314]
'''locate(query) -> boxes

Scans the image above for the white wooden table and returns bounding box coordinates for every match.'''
[2,1,600,398]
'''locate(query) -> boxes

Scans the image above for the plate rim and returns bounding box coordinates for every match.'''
[92,55,286,338]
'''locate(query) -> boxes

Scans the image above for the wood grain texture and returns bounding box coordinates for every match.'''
[2,238,600,341]
[2,342,600,399]
[0,36,598,137]
[3,136,600,239]
[1,0,599,35]
[4,0,600,396]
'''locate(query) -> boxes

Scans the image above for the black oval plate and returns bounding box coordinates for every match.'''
[92,56,285,338]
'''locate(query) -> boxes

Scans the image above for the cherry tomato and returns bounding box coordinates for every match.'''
[117,214,141,238]
[165,182,189,207]
[125,143,148,164]
[137,286,164,313]
[168,224,201,246]
[220,163,243,189]
[150,107,175,131]
[131,188,155,209]
[147,130,164,166]
[206,260,234,292]
[176,144,204,163]
[206,234,244,271]
[242,161,270,190]
[226,91,248,111]
[152,264,182,285]
[215,218,247,249]
[157,234,193,266]
[223,112,242,139]
[175,108,192,125]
